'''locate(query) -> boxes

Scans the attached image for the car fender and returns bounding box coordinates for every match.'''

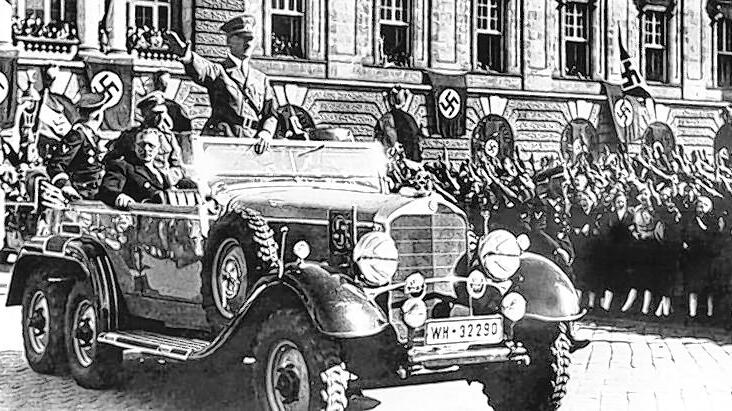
[6,235,121,330]
[278,263,389,338]
[513,252,584,322]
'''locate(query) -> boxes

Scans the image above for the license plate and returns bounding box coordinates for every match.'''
[424,316,503,345]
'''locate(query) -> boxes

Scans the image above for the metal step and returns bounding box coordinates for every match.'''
[97,330,211,361]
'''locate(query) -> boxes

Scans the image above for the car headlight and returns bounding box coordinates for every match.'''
[402,297,428,328]
[353,231,399,286]
[477,229,524,281]
[501,292,527,322]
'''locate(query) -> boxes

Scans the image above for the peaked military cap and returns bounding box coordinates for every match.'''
[78,92,106,109]
[220,15,256,37]
[137,90,167,113]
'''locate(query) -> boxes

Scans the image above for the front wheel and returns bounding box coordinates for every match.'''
[64,280,122,389]
[476,322,572,411]
[250,309,351,411]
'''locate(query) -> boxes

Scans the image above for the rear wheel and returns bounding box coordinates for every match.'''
[251,309,350,411]
[21,271,69,374]
[65,280,122,389]
[476,322,572,411]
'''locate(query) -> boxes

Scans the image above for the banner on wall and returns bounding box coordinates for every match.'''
[83,58,134,130]
[0,54,18,129]
[426,71,467,139]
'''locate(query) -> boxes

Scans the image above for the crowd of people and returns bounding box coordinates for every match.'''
[126,26,169,52]
[387,139,732,328]
[12,16,78,41]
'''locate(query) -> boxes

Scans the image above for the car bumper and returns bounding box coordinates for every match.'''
[407,342,529,370]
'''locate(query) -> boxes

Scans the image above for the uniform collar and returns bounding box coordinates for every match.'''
[227,52,250,76]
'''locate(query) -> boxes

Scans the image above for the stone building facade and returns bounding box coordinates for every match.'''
[2,0,732,163]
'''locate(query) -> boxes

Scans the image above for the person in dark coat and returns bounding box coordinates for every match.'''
[681,196,720,321]
[98,128,171,209]
[568,190,598,308]
[104,91,185,185]
[599,189,635,313]
[46,92,109,200]
[165,16,277,154]
[374,86,423,162]
[152,69,192,133]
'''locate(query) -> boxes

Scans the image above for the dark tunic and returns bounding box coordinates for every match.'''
[681,212,719,293]
[598,208,635,292]
[97,156,171,207]
[46,123,105,199]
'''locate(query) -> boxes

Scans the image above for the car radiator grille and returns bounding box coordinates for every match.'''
[388,205,467,342]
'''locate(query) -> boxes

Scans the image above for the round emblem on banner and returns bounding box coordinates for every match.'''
[438,88,461,120]
[484,139,499,158]
[90,71,124,107]
[613,98,634,127]
[0,72,8,104]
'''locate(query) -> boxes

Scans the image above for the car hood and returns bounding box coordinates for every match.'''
[223,184,423,224]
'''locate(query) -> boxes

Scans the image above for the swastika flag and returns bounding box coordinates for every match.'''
[0,54,18,129]
[617,26,652,100]
[426,71,467,139]
[82,57,134,131]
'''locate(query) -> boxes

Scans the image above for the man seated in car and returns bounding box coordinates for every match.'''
[98,128,171,209]
[105,91,185,186]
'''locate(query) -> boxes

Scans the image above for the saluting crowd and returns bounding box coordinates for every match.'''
[387,137,732,327]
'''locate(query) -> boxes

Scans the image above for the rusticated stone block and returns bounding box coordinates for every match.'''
[196,0,246,10]
[194,8,242,23]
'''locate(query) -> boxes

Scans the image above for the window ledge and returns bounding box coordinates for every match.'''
[552,75,598,83]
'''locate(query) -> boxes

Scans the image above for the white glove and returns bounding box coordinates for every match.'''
[115,193,135,209]
[255,130,273,155]
[61,185,81,201]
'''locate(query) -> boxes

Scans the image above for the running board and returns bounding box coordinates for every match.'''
[97,331,211,361]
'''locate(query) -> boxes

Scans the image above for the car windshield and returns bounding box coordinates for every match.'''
[188,137,387,192]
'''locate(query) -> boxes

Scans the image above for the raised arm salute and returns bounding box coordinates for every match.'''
[164,15,278,155]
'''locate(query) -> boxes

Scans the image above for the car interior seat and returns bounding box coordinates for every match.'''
[157,189,203,206]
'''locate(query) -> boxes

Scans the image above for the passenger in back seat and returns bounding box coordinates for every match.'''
[98,128,171,209]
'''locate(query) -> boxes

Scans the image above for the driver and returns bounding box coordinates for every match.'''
[98,128,171,209]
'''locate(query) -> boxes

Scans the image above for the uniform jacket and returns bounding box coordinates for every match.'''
[375,109,423,162]
[47,123,105,194]
[184,53,278,138]
[98,156,171,207]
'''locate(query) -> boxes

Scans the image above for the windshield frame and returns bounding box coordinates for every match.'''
[189,136,387,193]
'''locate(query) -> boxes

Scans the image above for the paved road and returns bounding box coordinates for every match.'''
[1,270,731,410]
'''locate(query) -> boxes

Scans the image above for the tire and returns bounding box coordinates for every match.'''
[250,309,350,411]
[21,271,69,375]
[64,280,122,389]
[200,206,279,334]
[476,322,572,411]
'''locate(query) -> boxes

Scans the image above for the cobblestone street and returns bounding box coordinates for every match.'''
[1,271,731,410]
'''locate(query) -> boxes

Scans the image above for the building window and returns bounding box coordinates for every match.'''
[642,10,667,82]
[718,18,732,87]
[270,0,305,58]
[13,0,78,40]
[129,0,171,31]
[475,0,505,72]
[377,0,411,67]
[562,2,590,78]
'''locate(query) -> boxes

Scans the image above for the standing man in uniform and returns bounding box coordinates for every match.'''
[46,92,109,200]
[165,15,277,154]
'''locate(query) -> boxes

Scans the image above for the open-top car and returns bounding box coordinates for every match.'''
[4,136,585,410]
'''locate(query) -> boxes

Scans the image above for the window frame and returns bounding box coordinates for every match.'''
[375,0,413,67]
[21,0,76,23]
[559,0,592,79]
[640,7,669,83]
[717,16,732,88]
[127,0,172,31]
[473,0,506,73]
[269,0,306,59]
